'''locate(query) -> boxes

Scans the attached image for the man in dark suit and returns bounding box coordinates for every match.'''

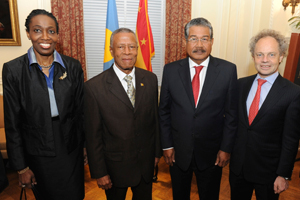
[159,17,238,200]
[230,29,300,200]
[84,28,161,200]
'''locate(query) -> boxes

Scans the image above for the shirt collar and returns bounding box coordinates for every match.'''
[255,71,279,85]
[113,64,135,80]
[189,56,210,69]
[27,46,66,69]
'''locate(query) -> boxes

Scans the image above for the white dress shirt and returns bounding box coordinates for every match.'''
[113,64,136,91]
[189,56,210,107]
[246,72,278,116]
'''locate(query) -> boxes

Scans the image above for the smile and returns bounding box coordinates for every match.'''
[40,43,51,49]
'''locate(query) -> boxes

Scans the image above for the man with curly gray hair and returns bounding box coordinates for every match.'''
[230,29,300,200]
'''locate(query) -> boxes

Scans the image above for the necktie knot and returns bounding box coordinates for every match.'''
[257,78,267,86]
[124,75,133,82]
[195,66,204,75]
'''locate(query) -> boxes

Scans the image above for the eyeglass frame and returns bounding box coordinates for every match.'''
[187,36,212,44]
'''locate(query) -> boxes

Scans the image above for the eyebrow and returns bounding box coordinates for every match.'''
[32,25,55,29]
[189,35,209,38]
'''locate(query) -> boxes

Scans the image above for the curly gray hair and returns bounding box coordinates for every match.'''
[249,29,288,57]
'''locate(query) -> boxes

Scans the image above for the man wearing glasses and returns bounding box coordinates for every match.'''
[159,17,238,200]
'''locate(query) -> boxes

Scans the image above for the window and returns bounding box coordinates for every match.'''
[83,0,165,84]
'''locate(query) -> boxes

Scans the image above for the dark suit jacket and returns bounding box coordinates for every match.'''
[230,74,300,184]
[84,67,161,187]
[2,53,84,171]
[159,56,238,171]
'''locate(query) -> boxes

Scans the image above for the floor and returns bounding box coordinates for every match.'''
[1,153,300,200]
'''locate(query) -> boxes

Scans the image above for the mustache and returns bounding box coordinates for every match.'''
[192,48,206,53]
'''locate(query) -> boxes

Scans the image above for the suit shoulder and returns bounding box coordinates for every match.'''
[85,69,110,87]
[212,57,236,68]
[135,67,157,79]
[60,54,81,69]
[281,76,300,92]
[60,54,80,63]
[164,58,187,68]
[3,54,28,69]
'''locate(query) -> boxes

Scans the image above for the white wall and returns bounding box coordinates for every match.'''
[0,0,51,94]
[191,0,296,78]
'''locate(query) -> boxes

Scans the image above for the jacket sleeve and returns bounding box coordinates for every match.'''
[158,65,174,149]
[276,90,300,178]
[2,63,27,170]
[153,75,162,158]
[220,64,239,153]
[84,82,107,179]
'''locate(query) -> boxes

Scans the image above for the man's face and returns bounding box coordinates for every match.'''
[253,36,283,78]
[110,32,138,74]
[186,25,214,65]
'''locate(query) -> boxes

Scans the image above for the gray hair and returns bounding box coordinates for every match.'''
[110,28,138,47]
[184,17,213,40]
[249,29,288,57]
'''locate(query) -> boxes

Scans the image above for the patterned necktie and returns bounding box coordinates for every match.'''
[192,66,204,107]
[124,75,135,106]
[248,78,267,125]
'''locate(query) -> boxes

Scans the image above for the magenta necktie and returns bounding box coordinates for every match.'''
[248,79,267,125]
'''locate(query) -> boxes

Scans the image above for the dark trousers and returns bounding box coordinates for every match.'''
[170,155,222,200]
[0,153,8,193]
[105,177,152,200]
[229,170,279,200]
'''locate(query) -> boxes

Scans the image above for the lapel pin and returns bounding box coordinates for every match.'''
[141,83,144,86]
[59,72,67,80]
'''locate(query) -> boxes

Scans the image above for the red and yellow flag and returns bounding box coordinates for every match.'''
[135,0,155,71]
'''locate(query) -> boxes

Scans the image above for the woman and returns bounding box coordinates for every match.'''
[2,9,84,199]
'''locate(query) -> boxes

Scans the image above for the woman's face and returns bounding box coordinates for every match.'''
[26,14,58,57]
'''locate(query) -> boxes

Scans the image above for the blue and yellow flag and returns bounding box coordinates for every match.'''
[103,0,119,71]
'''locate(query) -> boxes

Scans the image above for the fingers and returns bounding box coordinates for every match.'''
[31,175,37,185]
[163,149,175,166]
[215,156,220,166]
[19,169,36,188]
[274,177,289,194]
[97,176,113,190]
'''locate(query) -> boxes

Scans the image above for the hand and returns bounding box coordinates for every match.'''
[83,148,88,165]
[163,148,175,166]
[215,150,230,167]
[154,157,160,167]
[96,175,112,190]
[274,176,289,194]
[19,169,37,189]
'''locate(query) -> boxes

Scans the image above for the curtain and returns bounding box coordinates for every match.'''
[51,0,87,81]
[165,0,191,64]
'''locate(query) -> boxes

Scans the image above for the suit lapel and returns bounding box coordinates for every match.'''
[106,67,133,110]
[178,58,195,107]
[196,56,220,112]
[251,75,286,125]
[242,75,256,127]
[134,67,145,112]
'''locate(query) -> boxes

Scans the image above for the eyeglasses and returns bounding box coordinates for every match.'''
[187,37,211,44]
[117,45,138,52]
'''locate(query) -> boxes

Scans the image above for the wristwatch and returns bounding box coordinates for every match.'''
[280,176,290,180]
